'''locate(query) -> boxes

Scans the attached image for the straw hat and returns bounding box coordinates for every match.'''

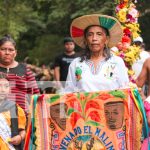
[70,14,123,49]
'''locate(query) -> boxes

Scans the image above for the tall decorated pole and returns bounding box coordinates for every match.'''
[114,0,141,82]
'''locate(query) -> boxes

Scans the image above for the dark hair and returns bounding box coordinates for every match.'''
[104,101,123,106]
[0,34,16,47]
[80,25,111,62]
[63,37,74,44]
[84,25,109,37]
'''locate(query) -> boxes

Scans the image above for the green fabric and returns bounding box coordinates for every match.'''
[99,16,116,29]
[30,95,38,150]
[133,89,150,150]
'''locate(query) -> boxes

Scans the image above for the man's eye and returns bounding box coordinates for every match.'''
[113,111,118,114]
[87,33,93,36]
[97,32,102,36]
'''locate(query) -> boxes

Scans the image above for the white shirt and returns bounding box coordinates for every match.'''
[132,50,150,78]
[64,55,129,93]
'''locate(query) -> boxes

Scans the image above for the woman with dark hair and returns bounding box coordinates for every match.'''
[65,14,129,92]
[0,35,39,115]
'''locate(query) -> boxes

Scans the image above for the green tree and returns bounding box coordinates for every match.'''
[137,0,150,49]
[1,0,149,64]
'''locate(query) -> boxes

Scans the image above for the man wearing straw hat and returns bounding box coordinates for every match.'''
[64,14,129,93]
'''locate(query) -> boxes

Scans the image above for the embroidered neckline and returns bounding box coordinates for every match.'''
[85,59,106,75]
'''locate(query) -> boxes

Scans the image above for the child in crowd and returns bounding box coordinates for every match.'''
[0,73,26,150]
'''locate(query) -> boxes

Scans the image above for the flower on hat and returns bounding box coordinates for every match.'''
[115,0,141,82]
[117,8,128,23]
[127,14,136,23]
[128,3,139,17]
[123,27,132,37]
[116,2,126,12]
[122,35,131,44]
[125,23,140,38]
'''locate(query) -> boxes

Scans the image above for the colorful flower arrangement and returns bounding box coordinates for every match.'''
[114,0,141,82]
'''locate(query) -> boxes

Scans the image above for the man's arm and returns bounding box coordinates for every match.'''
[54,66,60,81]
[136,58,148,88]
[54,66,63,89]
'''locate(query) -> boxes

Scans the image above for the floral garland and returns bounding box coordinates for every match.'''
[114,0,141,82]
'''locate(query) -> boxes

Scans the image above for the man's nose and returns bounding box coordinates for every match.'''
[92,34,98,40]
[109,113,113,119]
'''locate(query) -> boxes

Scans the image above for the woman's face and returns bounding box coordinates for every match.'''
[0,41,17,66]
[85,26,108,53]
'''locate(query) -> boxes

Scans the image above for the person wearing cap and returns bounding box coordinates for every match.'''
[54,37,78,89]
[65,14,129,93]
[132,36,150,78]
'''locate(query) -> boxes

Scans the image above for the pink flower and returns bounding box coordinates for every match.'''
[119,52,125,58]
[129,8,138,18]
[116,6,120,13]
[126,14,136,23]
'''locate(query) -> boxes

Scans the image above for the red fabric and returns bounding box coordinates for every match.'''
[24,124,32,150]
[71,26,84,37]
[6,66,39,113]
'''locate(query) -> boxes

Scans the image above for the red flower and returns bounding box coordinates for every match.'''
[122,35,131,44]
[70,112,82,128]
[123,28,131,37]
[88,111,101,122]
[98,93,113,100]
[69,100,82,112]
[118,2,126,9]
[85,101,100,112]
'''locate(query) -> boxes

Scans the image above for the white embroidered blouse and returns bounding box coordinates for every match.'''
[64,55,129,93]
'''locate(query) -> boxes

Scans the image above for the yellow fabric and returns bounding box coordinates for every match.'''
[0,105,26,150]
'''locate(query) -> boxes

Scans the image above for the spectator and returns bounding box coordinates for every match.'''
[54,37,78,89]
[0,35,39,115]
[132,36,149,78]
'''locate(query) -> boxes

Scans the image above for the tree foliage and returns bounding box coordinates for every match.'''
[0,0,149,65]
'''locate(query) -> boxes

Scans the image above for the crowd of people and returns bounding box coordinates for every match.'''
[0,13,150,149]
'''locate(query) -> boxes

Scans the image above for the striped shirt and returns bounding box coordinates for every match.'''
[0,63,39,113]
